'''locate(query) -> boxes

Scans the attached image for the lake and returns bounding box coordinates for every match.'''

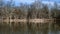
[0,22,60,34]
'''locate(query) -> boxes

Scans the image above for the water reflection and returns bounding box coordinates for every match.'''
[0,22,60,34]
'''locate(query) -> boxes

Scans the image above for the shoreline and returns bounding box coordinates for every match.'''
[0,18,54,24]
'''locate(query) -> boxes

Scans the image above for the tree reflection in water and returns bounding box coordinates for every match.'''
[0,22,60,34]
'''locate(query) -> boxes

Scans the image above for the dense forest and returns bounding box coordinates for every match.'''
[0,0,60,19]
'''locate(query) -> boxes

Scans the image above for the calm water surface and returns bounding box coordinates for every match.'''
[0,22,60,34]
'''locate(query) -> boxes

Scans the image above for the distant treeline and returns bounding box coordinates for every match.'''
[0,0,60,19]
